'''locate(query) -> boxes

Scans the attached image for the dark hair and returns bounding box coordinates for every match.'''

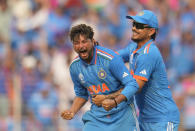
[151,29,158,40]
[69,24,94,42]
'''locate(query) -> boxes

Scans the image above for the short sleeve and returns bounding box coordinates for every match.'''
[118,47,130,63]
[70,66,89,100]
[134,53,156,81]
[118,42,136,62]
[109,55,138,101]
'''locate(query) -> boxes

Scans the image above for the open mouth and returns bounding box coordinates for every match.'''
[79,50,88,58]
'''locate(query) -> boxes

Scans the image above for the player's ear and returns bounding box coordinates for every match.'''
[92,39,95,46]
[149,28,156,37]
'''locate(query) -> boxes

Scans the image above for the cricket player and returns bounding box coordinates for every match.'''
[92,10,180,131]
[61,24,139,131]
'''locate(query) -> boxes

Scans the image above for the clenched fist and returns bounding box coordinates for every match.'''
[92,95,106,107]
[102,99,117,111]
[61,110,75,120]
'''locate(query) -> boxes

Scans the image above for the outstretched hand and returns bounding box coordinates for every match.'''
[61,110,75,120]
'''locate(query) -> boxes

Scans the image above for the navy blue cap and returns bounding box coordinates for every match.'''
[126,10,158,29]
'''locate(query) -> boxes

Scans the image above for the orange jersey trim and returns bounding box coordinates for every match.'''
[130,69,134,75]
[133,49,138,54]
[95,48,97,64]
[133,75,148,81]
[115,51,119,55]
[97,49,114,58]
[146,42,152,53]
[73,56,79,60]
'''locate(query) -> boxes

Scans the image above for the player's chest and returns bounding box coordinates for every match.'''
[129,52,139,70]
[77,64,110,85]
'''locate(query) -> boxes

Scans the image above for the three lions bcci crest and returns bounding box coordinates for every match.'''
[98,68,107,79]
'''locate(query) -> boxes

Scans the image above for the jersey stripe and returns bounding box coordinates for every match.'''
[167,122,174,131]
[133,75,148,81]
[147,42,152,53]
[95,48,97,64]
[97,49,113,58]
[130,104,140,131]
[144,42,152,54]
[97,49,113,60]
[133,49,138,54]
[115,51,119,55]
[144,47,147,54]
[130,69,134,75]
[130,69,148,82]
[71,56,80,65]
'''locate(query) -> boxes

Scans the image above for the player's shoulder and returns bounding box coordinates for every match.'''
[140,42,162,62]
[128,41,137,48]
[142,42,160,55]
[70,56,80,69]
[96,46,120,60]
[123,41,137,51]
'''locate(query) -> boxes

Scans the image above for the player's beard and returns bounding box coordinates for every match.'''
[131,31,143,43]
[131,37,143,43]
[131,32,147,43]
[80,47,94,64]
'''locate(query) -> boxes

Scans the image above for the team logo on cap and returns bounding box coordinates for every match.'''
[98,69,107,79]
[79,73,85,84]
[138,11,144,16]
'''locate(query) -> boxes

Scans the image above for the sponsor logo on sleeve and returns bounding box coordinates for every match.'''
[139,69,147,75]
[123,72,129,78]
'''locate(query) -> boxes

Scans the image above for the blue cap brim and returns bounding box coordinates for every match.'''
[126,16,133,19]
[126,15,148,25]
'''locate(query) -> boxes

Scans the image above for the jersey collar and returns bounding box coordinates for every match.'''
[135,39,153,54]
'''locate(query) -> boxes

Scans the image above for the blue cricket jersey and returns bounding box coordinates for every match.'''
[119,40,180,123]
[69,45,138,117]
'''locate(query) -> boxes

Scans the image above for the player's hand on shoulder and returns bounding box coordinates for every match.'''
[61,110,75,120]
[92,94,106,107]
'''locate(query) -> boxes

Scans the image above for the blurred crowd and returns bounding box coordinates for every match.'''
[0,0,194,131]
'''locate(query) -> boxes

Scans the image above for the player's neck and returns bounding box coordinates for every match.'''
[137,39,150,49]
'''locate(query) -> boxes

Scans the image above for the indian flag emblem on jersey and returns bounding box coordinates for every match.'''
[98,69,106,79]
